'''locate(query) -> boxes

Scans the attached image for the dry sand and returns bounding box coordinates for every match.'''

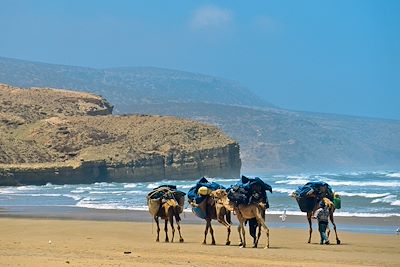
[0,216,399,267]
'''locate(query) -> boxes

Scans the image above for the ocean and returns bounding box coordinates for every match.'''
[1,170,399,218]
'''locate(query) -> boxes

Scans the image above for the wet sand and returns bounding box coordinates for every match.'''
[0,209,399,266]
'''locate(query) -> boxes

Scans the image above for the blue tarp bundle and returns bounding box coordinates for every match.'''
[227,175,272,206]
[187,177,225,204]
[294,181,334,212]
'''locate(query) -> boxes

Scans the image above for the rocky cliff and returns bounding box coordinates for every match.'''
[0,84,241,185]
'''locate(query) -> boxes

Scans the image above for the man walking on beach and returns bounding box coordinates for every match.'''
[313,201,330,245]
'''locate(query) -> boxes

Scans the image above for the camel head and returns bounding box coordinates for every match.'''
[210,188,227,199]
[210,189,234,211]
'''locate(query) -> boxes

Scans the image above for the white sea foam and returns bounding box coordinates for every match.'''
[125,190,146,195]
[332,211,400,218]
[327,180,400,187]
[286,175,310,180]
[177,185,194,189]
[111,191,127,194]
[89,191,109,194]
[15,185,37,191]
[275,179,311,185]
[391,200,400,206]
[0,188,18,194]
[276,178,400,187]
[370,195,397,204]
[76,187,92,191]
[76,202,134,210]
[387,172,400,178]
[76,200,148,211]
[273,188,295,195]
[123,184,138,188]
[94,182,115,187]
[63,194,82,201]
[71,190,86,194]
[146,183,161,189]
[336,191,392,198]
[207,178,239,183]
[272,175,286,178]
[26,193,62,197]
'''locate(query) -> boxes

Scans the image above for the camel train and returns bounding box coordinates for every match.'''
[147,177,341,248]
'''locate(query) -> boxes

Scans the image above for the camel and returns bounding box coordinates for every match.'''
[292,182,341,244]
[189,191,232,246]
[212,189,270,249]
[147,188,184,243]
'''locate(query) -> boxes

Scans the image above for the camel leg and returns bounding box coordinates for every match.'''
[254,211,265,248]
[209,222,216,245]
[240,220,246,248]
[203,219,210,244]
[164,219,169,242]
[307,212,312,243]
[237,224,243,247]
[255,213,269,248]
[169,215,175,243]
[217,218,231,245]
[154,216,160,242]
[330,213,341,244]
[176,221,184,243]
[253,223,262,248]
[226,225,231,245]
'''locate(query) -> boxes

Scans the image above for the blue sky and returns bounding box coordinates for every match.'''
[1,0,399,120]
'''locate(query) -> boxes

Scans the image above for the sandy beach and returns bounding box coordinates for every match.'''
[0,209,399,267]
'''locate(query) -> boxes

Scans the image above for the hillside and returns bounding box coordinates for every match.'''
[0,57,271,112]
[129,103,400,171]
[0,84,241,185]
[0,57,399,172]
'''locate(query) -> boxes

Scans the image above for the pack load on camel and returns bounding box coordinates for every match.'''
[147,185,186,214]
[227,175,273,208]
[147,185,186,243]
[187,177,226,219]
[292,181,340,212]
[187,177,232,245]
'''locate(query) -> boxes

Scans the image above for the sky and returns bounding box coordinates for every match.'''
[0,0,399,120]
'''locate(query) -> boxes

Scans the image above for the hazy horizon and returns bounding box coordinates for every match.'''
[1,0,399,120]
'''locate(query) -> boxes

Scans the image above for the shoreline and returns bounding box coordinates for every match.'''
[1,205,399,235]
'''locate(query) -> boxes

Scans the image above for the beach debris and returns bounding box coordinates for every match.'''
[48,240,52,244]
[124,251,132,254]
[65,261,70,264]
[279,209,287,222]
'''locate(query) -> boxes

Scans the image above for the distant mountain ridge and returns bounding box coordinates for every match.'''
[1,56,399,172]
[0,56,271,113]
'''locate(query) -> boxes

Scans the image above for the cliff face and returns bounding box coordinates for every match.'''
[0,84,241,185]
